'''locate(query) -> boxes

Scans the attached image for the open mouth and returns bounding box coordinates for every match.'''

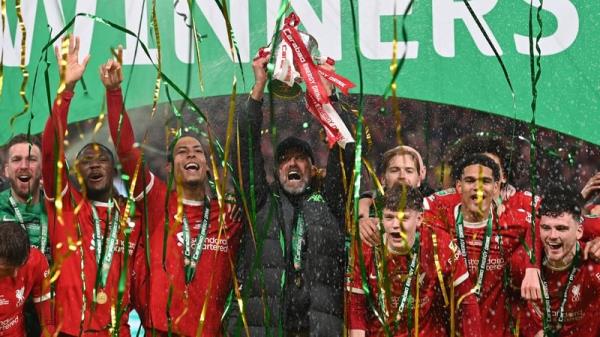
[470,194,484,201]
[184,163,200,171]
[547,242,562,251]
[89,172,104,182]
[390,232,403,240]
[17,175,31,183]
[287,170,301,181]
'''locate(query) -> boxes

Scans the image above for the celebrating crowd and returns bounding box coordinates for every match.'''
[1,35,600,337]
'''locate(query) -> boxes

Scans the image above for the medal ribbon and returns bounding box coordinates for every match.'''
[455,207,493,296]
[181,197,211,284]
[291,209,306,271]
[375,233,420,324]
[8,195,48,254]
[541,243,580,337]
[90,202,120,288]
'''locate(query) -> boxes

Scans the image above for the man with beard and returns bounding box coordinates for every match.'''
[102,55,241,336]
[510,186,600,337]
[42,36,140,337]
[428,154,539,337]
[226,50,354,337]
[0,135,49,337]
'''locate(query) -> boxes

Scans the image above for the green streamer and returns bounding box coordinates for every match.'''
[527,0,544,265]
[460,0,515,98]
[381,0,414,102]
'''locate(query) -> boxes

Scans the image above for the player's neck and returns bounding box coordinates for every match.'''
[88,188,113,203]
[546,245,578,271]
[182,187,205,202]
[11,189,39,204]
[462,208,490,223]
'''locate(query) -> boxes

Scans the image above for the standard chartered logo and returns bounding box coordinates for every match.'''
[176,233,228,252]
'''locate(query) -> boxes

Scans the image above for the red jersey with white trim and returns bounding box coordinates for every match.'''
[427,204,535,337]
[139,178,242,337]
[105,87,242,336]
[583,215,600,240]
[347,227,479,337]
[511,243,600,337]
[0,249,51,337]
[424,188,540,224]
[42,90,141,337]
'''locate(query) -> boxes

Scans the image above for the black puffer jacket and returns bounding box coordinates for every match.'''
[227,97,353,337]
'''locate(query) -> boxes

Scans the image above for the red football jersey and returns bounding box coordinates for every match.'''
[424,188,540,224]
[347,227,478,337]
[0,249,51,337]
[105,87,242,336]
[583,215,600,240]
[42,91,140,337]
[511,243,600,337]
[427,204,537,337]
[136,177,242,337]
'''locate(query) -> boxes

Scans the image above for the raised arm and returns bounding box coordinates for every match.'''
[520,211,543,301]
[42,36,89,200]
[101,57,151,198]
[236,52,270,208]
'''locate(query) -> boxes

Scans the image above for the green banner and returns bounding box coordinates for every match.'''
[0,0,598,145]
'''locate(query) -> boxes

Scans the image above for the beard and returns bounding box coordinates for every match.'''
[279,176,310,196]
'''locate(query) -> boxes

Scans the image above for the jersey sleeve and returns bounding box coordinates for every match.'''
[28,250,54,331]
[521,210,543,270]
[42,90,73,205]
[583,216,600,240]
[347,243,373,331]
[106,87,153,200]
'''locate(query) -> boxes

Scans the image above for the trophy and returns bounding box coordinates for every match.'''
[267,25,320,100]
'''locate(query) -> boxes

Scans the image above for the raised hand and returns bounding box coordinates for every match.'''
[251,48,270,101]
[99,47,123,91]
[55,35,90,92]
[581,172,600,200]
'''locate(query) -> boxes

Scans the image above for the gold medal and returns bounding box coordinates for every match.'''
[96,290,108,305]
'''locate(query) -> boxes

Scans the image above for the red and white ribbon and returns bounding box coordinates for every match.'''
[279,12,355,148]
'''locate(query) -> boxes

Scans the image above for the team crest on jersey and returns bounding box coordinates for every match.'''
[571,284,581,302]
[15,287,24,306]
[448,240,461,261]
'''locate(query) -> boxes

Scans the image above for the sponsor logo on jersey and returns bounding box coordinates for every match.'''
[0,296,8,306]
[175,233,229,253]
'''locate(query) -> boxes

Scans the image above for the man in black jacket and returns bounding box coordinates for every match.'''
[227,51,354,337]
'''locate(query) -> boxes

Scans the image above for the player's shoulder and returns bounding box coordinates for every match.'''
[500,204,532,226]
[507,190,541,210]
[420,226,460,265]
[352,242,375,271]
[28,248,47,265]
[583,214,600,224]
[22,248,48,277]
[426,188,459,204]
